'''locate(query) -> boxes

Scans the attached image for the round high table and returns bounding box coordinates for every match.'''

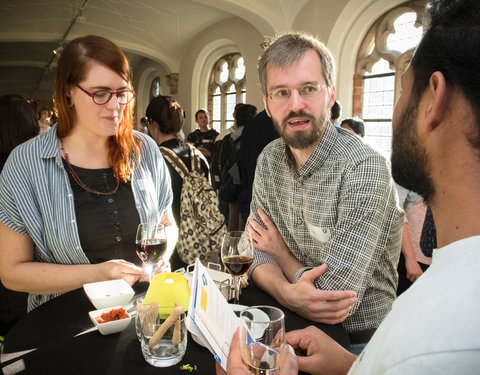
[1,282,349,375]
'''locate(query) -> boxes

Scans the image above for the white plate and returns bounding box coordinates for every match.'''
[83,279,134,309]
[88,306,131,335]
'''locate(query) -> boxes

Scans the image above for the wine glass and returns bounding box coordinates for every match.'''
[239,306,285,374]
[135,223,167,283]
[221,230,254,304]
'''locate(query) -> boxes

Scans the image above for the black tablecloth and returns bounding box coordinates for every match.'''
[1,282,349,375]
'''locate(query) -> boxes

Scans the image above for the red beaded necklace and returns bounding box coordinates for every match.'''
[59,138,120,196]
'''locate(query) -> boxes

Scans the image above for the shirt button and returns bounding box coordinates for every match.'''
[113,210,118,215]
[115,236,122,242]
[107,198,114,203]
[68,194,72,198]
[71,219,75,224]
[297,218,303,225]
[76,246,80,250]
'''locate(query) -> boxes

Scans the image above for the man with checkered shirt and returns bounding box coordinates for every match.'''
[246,33,403,354]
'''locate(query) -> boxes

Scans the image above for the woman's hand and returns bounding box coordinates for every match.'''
[405,256,423,282]
[101,259,143,285]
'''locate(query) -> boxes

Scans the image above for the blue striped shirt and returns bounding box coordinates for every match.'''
[0,125,172,311]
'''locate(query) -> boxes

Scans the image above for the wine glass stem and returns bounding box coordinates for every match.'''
[233,275,241,304]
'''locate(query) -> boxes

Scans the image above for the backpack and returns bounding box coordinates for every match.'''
[159,144,226,265]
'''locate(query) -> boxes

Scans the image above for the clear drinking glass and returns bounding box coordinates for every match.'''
[135,297,144,341]
[221,230,254,304]
[139,303,187,367]
[239,306,285,375]
[135,223,167,283]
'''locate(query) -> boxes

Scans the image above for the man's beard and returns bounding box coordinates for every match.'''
[270,108,328,150]
[391,96,435,203]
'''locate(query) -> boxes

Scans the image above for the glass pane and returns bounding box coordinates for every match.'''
[226,92,236,122]
[362,74,395,119]
[363,121,392,159]
[387,12,423,53]
[233,57,246,81]
[212,120,221,133]
[225,120,235,129]
[212,94,221,123]
[241,90,246,104]
[365,58,393,76]
[219,61,229,84]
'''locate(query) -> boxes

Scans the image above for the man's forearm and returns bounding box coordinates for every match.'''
[251,263,292,306]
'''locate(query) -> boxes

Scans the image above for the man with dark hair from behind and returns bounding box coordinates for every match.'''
[340,117,365,137]
[221,0,480,373]
[330,100,342,127]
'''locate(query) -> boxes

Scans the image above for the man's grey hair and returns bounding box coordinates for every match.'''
[258,33,337,96]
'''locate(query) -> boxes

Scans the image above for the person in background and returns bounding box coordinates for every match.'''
[38,106,53,134]
[340,117,365,137]
[186,108,218,162]
[225,0,480,373]
[0,94,40,334]
[330,100,342,127]
[0,95,39,172]
[212,103,257,229]
[145,95,209,271]
[237,110,279,222]
[396,185,431,295]
[222,104,257,230]
[0,35,177,312]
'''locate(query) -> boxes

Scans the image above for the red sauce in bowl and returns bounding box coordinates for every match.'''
[95,307,129,324]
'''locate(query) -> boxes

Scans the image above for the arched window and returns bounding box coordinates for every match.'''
[208,53,246,132]
[354,1,426,157]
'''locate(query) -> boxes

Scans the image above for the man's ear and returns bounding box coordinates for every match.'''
[328,86,336,108]
[423,71,448,133]
[263,96,272,118]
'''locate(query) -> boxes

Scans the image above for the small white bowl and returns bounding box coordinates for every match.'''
[89,306,131,335]
[83,279,134,309]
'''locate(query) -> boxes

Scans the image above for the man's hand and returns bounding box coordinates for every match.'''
[215,328,298,375]
[248,208,291,260]
[286,326,356,375]
[286,265,357,324]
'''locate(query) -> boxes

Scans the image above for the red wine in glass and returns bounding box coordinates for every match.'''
[223,255,253,276]
[136,238,167,265]
[135,223,167,283]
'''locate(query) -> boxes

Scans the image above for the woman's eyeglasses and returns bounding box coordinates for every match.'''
[75,84,136,105]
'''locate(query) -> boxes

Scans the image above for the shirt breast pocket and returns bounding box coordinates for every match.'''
[306,222,331,245]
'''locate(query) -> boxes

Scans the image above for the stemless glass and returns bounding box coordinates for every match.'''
[136,223,167,283]
[239,306,285,375]
[221,230,254,304]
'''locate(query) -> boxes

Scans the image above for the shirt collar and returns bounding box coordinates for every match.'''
[297,121,338,178]
[40,123,61,160]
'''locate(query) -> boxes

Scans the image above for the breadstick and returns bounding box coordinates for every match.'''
[172,302,181,346]
[149,305,184,347]
[143,302,159,336]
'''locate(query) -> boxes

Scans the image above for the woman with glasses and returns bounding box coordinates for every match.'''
[0,35,177,311]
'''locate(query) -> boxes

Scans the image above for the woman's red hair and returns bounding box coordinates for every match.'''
[53,35,140,181]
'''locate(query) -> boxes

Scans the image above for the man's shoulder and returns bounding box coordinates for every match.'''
[334,130,389,170]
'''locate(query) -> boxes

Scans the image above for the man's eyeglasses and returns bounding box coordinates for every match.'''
[75,84,136,105]
[268,83,327,103]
